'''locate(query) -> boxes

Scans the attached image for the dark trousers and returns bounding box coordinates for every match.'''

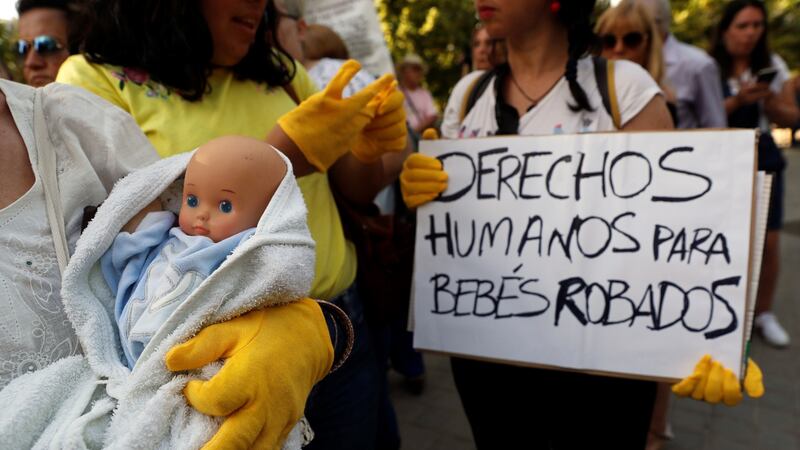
[305,285,380,450]
[451,357,656,450]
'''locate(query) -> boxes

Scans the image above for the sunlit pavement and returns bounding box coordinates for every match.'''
[390,146,800,450]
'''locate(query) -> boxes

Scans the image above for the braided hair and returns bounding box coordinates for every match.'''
[555,0,598,112]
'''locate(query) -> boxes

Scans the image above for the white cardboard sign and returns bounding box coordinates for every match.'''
[413,130,756,380]
[302,0,395,76]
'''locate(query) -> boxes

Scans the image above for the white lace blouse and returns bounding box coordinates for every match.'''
[0,80,158,388]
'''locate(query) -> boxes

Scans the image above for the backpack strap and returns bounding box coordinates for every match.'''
[459,69,496,122]
[593,55,622,129]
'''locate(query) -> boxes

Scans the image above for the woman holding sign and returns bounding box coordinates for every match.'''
[710,0,800,349]
[401,0,764,448]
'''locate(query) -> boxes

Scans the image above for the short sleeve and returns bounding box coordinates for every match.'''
[56,55,130,113]
[612,60,663,127]
[41,82,159,191]
[441,70,485,139]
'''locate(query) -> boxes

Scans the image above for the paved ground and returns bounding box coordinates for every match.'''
[389,146,800,450]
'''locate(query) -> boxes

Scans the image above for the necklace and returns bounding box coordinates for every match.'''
[509,70,562,109]
[509,71,539,106]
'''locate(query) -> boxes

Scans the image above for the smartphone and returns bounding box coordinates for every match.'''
[756,67,778,84]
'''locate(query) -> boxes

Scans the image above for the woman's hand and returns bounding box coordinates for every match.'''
[165,299,334,450]
[672,355,764,406]
[351,81,408,163]
[399,128,448,208]
[277,60,394,172]
[735,82,772,107]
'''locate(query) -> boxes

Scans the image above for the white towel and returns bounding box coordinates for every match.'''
[0,148,316,449]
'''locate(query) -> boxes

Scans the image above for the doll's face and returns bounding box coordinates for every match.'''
[179,136,286,242]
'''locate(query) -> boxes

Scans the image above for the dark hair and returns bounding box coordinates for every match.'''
[710,0,771,79]
[17,0,69,14]
[556,0,598,112]
[77,0,296,102]
[17,0,80,54]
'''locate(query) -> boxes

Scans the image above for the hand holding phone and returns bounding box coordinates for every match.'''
[756,67,778,84]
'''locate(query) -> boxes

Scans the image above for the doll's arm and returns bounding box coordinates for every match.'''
[121,198,163,233]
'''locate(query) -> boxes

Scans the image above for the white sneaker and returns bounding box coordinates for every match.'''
[755,312,790,348]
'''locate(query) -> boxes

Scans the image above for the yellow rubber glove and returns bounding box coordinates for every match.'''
[672,355,764,406]
[165,299,334,450]
[399,128,448,208]
[351,81,408,163]
[277,59,394,172]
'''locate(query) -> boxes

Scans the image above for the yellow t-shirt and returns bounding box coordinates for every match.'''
[57,55,356,300]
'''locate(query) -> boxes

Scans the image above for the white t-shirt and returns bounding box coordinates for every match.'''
[0,80,158,388]
[441,57,662,139]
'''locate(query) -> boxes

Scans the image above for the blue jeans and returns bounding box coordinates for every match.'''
[305,284,380,450]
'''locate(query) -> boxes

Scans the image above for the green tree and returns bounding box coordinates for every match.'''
[376,0,476,105]
[0,19,22,82]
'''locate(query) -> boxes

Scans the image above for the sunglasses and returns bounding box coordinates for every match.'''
[16,35,65,58]
[600,32,646,50]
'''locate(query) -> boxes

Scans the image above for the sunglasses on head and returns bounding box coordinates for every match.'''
[600,32,646,50]
[16,35,64,58]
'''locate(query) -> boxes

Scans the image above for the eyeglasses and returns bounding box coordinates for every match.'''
[16,35,65,58]
[600,32,646,50]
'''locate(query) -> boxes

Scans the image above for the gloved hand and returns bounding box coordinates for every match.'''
[351,81,408,163]
[672,355,764,406]
[165,299,334,450]
[400,128,448,208]
[277,59,394,172]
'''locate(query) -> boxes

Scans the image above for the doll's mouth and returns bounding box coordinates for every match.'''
[193,226,209,235]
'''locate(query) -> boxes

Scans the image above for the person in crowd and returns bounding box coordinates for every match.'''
[294,23,375,97]
[273,0,307,66]
[597,2,675,448]
[16,0,74,86]
[640,0,727,129]
[595,0,678,123]
[398,53,440,135]
[401,0,764,448]
[618,0,727,447]
[711,0,799,349]
[279,10,417,448]
[56,0,407,448]
[471,25,494,71]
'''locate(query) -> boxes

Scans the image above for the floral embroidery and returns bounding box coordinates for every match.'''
[111,67,171,100]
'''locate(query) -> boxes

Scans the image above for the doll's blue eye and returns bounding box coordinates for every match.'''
[219,200,233,213]
[186,195,198,208]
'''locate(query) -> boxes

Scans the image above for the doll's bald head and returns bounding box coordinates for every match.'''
[178,136,287,242]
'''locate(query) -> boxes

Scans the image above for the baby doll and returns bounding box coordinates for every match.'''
[101,135,286,367]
